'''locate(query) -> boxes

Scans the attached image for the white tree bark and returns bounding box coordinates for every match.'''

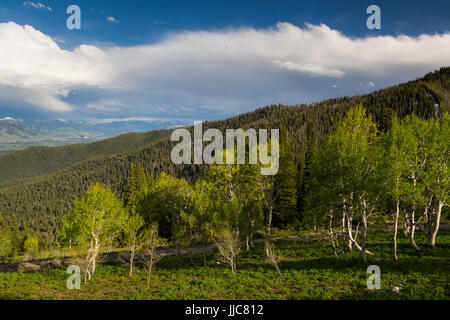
[426,200,443,249]
[409,208,420,251]
[393,200,400,260]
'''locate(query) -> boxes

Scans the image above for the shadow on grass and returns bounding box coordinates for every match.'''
[103,231,450,278]
[239,240,450,276]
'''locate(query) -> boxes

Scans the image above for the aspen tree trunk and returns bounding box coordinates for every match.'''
[361,213,368,264]
[129,245,135,277]
[147,252,154,288]
[347,214,354,252]
[346,208,375,256]
[403,212,410,237]
[342,212,348,260]
[347,195,354,252]
[427,201,443,249]
[86,237,97,279]
[92,248,98,276]
[84,254,91,281]
[393,200,400,261]
[91,235,100,277]
[250,220,254,247]
[409,209,420,251]
[265,205,273,257]
[328,212,338,260]
[409,175,420,251]
[344,199,353,253]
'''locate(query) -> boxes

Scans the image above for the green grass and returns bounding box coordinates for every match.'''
[0,231,449,300]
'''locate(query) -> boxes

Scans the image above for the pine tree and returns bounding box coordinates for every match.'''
[10,214,22,256]
[274,125,298,226]
[380,108,398,132]
[297,122,317,224]
[0,212,13,258]
[296,150,306,219]
[124,163,148,208]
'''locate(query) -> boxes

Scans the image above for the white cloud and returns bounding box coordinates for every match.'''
[0,86,72,112]
[0,22,112,112]
[107,17,118,23]
[22,1,52,12]
[0,21,449,118]
[273,60,345,78]
[86,99,127,113]
[360,82,376,88]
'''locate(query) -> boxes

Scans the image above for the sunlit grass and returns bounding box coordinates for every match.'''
[0,231,448,300]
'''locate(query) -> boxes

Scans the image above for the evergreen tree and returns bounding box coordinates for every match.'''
[296,151,306,220]
[297,121,317,223]
[274,125,298,226]
[10,214,22,256]
[0,212,13,258]
[380,108,398,132]
[124,163,148,207]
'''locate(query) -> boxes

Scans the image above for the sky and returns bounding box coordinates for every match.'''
[0,0,449,121]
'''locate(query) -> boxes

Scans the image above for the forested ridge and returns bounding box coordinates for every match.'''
[0,129,170,187]
[0,67,449,247]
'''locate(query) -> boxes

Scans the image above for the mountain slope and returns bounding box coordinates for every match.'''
[0,129,170,187]
[0,119,31,141]
[0,67,448,246]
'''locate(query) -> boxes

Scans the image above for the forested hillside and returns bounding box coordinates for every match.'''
[0,129,170,187]
[0,67,448,247]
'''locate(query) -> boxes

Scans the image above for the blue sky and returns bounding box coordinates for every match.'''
[0,0,449,120]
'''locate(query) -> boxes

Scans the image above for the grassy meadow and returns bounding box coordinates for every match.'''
[1,230,448,300]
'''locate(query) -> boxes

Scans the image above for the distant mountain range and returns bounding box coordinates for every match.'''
[0,117,191,156]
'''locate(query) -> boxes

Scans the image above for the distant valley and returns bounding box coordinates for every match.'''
[0,117,191,156]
